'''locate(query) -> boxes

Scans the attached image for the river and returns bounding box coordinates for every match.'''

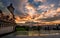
[1,30,60,38]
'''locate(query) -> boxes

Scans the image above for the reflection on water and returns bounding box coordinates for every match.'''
[1,30,60,38]
[15,30,60,36]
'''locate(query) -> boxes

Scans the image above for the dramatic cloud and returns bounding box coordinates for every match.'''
[34,0,46,3]
[16,0,28,15]
[1,0,60,23]
[36,7,60,22]
[25,3,37,17]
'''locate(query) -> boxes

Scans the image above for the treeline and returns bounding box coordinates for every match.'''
[15,24,60,31]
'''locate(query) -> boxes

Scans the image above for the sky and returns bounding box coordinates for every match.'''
[1,0,60,14]
[0,0,60,23]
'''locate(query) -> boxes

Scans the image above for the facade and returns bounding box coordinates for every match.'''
[0,1,16,35]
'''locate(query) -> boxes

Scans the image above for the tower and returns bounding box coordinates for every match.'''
[7,3,15,19]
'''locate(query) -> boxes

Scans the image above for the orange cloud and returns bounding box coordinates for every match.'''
[50,4,55,7]
[25,4,36,17]
[34,0,46,2]
[57,8,60,12]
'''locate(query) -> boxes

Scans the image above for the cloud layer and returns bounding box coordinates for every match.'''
[1,0,60,23]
